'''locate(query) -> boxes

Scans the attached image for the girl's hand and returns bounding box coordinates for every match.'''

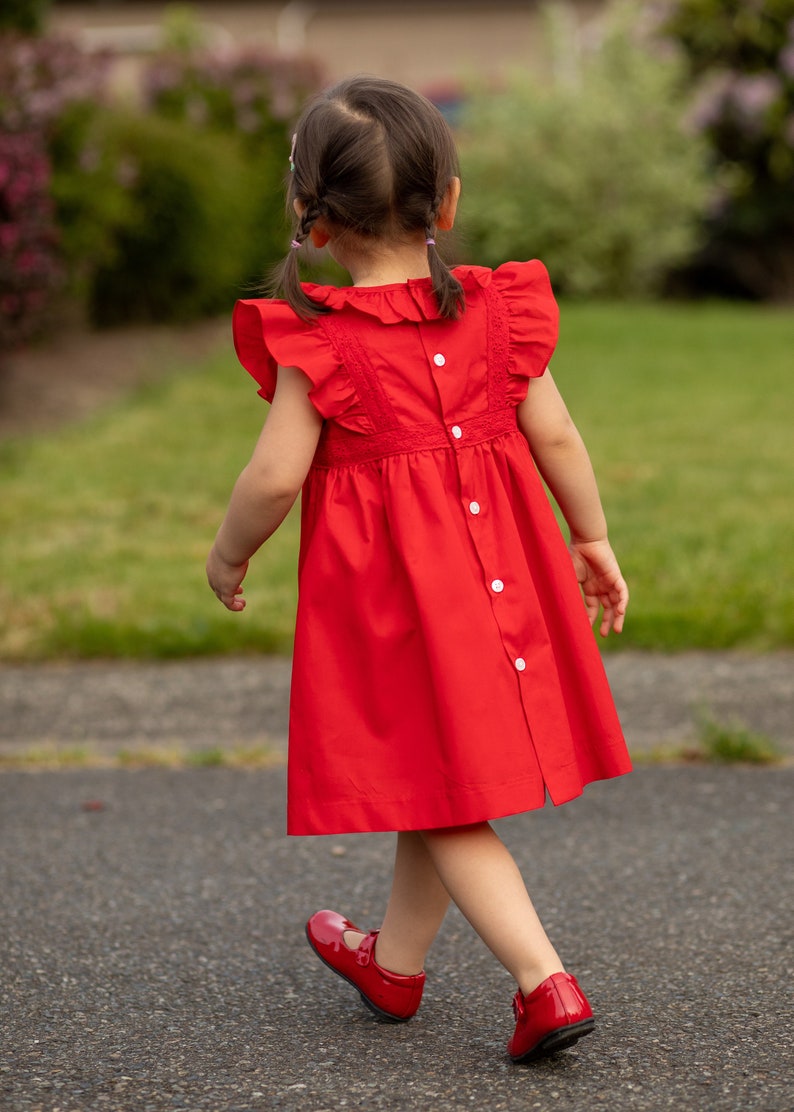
[206,545,249,612]
[568,539,628,637]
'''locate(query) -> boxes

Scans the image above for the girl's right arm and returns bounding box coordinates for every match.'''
[517,370,628,636]
[207,365,323,611]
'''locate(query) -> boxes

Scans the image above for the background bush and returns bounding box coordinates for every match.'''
[664,0,794,300]
[0,0,50,35]
[0,15,325,341]
[141,42,324,291]
[0,130,61,349]
[457,4,710,296]
[87,111,262,325]
[0,33,113,345]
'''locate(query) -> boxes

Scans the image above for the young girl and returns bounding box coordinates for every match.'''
[207,75,631,1064]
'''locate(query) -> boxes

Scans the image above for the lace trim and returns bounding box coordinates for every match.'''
[318,315,398,432]
[313,408,519,469]
[311,289,518,469]
[485,284,510,410]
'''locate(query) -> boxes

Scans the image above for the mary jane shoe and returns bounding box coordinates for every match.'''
[305,909,425,1021]
[508,971,595,1063]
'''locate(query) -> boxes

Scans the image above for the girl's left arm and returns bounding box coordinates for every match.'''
[207,365,323,611]
[517,369,628,636]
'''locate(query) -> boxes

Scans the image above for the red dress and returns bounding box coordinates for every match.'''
[233,261,631,836]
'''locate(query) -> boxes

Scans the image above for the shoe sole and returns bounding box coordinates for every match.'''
[305,925,412,1023]
[510,1017,595,1063]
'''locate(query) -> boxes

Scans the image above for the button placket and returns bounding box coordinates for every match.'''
[421,330,535,690]
[427,336,525,683]
[424,344,463,445]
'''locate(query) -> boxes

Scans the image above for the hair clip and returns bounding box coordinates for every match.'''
[290,239,301,250]
[289,133,297,173]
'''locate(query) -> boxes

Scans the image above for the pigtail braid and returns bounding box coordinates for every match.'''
[425,222,465,321]
[268,198,330,321]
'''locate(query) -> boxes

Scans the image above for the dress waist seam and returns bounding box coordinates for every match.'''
[311,408,519,469]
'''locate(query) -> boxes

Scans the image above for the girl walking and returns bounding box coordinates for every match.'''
[207,76,631,1063]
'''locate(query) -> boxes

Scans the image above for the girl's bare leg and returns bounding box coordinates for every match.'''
[420,822,563,996]
[344,831,450,975]
[343,822,561,994]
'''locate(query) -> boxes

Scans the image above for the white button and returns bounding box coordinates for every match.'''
[491,579,504,593]
[515,657,527,671]
[451,425,462,439]
[433,353,446,366]
[469,501,481,515]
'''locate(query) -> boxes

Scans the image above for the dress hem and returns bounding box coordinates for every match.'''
[286,763,632,837]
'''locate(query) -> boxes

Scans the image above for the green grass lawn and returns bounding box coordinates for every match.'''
[553,301,793,650]
[0,300,792,659]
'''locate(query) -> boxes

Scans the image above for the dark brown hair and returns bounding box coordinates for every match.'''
[272,75,465,320]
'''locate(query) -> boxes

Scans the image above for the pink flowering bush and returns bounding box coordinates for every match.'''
[0,33,110,133]
[0,33,119,347]
[142,47,322,146]
[665,0,794,299]
[0,130,61,349]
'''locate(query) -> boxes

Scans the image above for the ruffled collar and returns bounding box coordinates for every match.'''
[301,265,493,323]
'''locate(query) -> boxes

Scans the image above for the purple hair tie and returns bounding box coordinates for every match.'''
[425,237,436,246]
[290,239,301,250]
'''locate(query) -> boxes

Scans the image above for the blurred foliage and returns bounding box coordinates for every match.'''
[457,3,710,296]
[159,3,211,54]
[0,33,112,347]
[48,101,136,294]
[664,0,794,300]
[88,111,261,324]
[0,10,325,341]
[141,34,323,277]
[0,0,49,35]
[0,33,112,135]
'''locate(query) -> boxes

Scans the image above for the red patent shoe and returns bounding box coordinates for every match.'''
[507,972,595,1063]
[305,909,425,1022]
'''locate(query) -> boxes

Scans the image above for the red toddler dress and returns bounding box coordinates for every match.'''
[233,260,632,836]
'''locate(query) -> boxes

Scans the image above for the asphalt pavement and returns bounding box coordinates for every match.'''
[1,653,793,1111]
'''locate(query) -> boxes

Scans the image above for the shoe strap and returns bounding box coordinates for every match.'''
[355,930,378,967]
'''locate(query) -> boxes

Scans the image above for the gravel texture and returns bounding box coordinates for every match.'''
[1,651,792,760]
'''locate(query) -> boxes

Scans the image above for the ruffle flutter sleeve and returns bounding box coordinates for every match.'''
[492,261,560,406]
[232,298,355,420]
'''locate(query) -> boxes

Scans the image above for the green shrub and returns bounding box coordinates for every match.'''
[142,44,324,280]
[0,0,49,35]
[87,111,262,325]
[457,3,709,296]
[48,101,135,299]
